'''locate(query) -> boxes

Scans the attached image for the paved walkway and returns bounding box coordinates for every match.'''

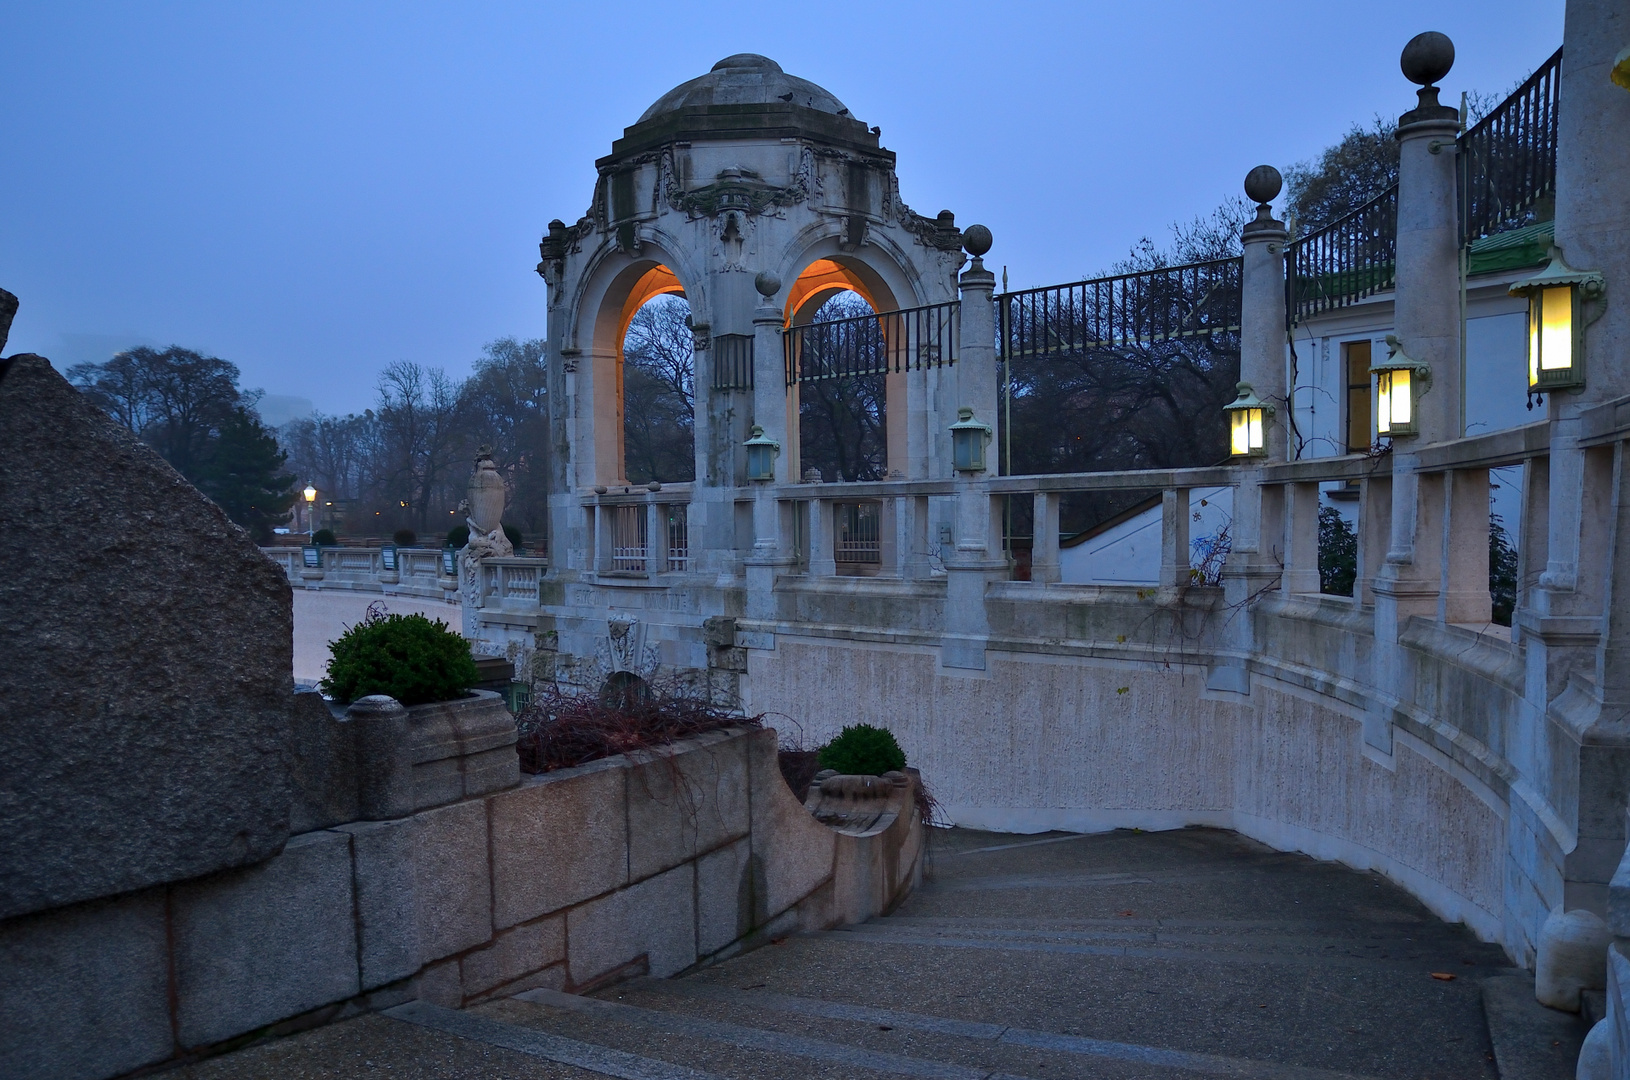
[292,590,460,685]
[176,826,1536,1079]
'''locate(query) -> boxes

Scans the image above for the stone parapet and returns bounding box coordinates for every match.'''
[0,724,924,1080]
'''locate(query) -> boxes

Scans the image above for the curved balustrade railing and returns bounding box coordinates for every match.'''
[998,257,1242,364]
[783,299,959,386]
[1459,46,1562,245]
[1286,184,1399,326]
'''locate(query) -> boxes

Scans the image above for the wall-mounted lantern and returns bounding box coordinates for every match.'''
[1373,335,1431,438]
[744,425,780,481]
[949,407,993,472]
[1509,247,1604,395]
[1223,382,1274,458]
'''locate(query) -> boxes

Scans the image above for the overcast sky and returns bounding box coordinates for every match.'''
[1,1,1564,418]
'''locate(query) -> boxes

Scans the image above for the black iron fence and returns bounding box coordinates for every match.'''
[1459,46,1563,245]
[998,258,1242,364]
[1286,184,1399,326]
[784,300,959,386]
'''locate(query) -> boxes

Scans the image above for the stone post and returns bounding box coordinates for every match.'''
[347,695,413,821]
[955,226,1000,469]
[1159,488,1192,590]
[744,275,795,622]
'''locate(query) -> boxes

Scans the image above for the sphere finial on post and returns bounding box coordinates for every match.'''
[1400,31,1454,87]
[1244,165,1282,208]
[754,270,781,299]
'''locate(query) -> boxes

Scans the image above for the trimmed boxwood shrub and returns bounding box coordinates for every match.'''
[817,723,906,776]
[312,528,337,546]
[447,523,470,549]
[503,523,522,549]
[393,528,417,547]
[320,613,478,706]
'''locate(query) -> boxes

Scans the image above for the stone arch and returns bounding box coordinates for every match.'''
[578,247,699,487]
[775,246,928,479]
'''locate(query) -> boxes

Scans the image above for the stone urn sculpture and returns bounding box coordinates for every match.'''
[467,445,507,539]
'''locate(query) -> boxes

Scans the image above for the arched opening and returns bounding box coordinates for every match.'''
[797,290,887,482]
[619,269,695,485]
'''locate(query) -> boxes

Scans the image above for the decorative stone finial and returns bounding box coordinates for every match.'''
[1400,32,1454,87]
[1243,166,1282,208]
[962,224,993,258]
[754,270,781,298]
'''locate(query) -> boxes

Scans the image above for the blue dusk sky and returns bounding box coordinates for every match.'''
[0,1,1564,418]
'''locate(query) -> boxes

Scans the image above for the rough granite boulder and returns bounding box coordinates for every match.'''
[0,354,294,919]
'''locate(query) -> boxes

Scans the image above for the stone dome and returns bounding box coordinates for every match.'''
[637,54,851,124]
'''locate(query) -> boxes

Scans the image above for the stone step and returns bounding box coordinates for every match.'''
[623,977,1389,1080]
[829,921,1504,971]
[490,983,1263,1080]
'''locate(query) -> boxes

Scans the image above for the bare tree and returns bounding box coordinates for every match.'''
[373,361,466,532]
[622,295,695,484]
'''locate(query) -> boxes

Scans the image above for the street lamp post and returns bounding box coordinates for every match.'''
[303,485,317,539]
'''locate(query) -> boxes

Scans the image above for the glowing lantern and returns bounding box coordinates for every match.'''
[1372,336,1430,439]
[743,425,780,481]
[1509,248,1603,394]
[949,407,993,472]
[1223,382,1273,458]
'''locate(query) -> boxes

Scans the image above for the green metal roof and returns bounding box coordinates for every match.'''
[1468,221,1553,276]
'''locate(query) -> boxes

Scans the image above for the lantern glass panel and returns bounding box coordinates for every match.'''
[953,428,983,471]
[1376,372,1393,435]
[1539,285,1573,373]
[1390,368,1411,428]
[1528,295,1542,388]
[1230,410,1251,456]
[747,444,774,481]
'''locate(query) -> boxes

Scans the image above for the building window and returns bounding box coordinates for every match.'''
[1344,340,1372,454]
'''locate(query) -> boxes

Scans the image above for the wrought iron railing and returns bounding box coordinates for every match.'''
[998,258,1242,363]
[1286,184,1398,325]
[784,300,959,386]
[664,503,689,572]
[710,333,753,391]
[1459,46,1562,245]
[834,501,881,565]
[610,505,646,572]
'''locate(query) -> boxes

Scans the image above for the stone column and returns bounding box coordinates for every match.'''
[808,498,836,578]
[744,277,795,621]
[955,226,1000,476]
[1031,491,1061,585]
[1159,488,1192,590]
[1282,482,1321,596]
[1212,167,1288,695]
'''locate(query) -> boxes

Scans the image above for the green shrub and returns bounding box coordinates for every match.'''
[447,524,470,548]
[312,528,337,546]
[393,528,417,547]
[503,523,522,549]
[817,724,906,776]
[320,613,478,706]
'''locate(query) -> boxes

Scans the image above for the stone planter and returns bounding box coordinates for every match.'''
[804,769,916,835]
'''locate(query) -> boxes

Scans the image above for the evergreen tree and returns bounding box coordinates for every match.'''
[198,407,296,542]
[1318,506,1357,597]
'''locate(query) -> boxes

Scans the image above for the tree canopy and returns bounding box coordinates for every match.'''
[69,345,295,541]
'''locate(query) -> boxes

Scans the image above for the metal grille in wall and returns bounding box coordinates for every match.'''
[783,300,960,386]
[710,333,754,391]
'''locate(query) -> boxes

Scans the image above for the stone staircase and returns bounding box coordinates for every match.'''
[182,827,1534,1080]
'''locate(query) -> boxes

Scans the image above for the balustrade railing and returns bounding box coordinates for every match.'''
[1286,184,1399,326]
[784,300,959,385]
[998,258,1242,364]
[1459,46,1562,245]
